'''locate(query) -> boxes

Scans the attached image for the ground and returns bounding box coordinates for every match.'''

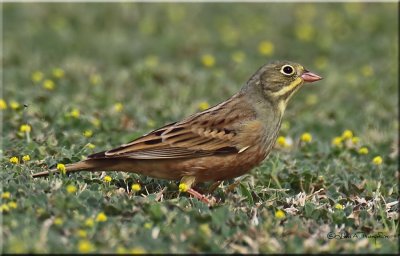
[1,3,398,253]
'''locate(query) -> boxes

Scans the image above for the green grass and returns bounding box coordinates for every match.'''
[1,2,398,253]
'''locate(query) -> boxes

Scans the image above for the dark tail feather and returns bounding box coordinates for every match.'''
[32,160,100,178]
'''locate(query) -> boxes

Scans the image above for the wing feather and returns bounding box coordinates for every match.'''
[88,94,257,160]
[124,147,213,159]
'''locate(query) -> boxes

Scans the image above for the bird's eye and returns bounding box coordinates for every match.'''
[280,65,295,76]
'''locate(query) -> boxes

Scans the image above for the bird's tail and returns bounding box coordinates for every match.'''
[32,160,103,178]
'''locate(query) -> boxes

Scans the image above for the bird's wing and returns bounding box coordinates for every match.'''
[88,94,256,160]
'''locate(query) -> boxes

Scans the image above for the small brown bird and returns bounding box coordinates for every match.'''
[33,61,322,203]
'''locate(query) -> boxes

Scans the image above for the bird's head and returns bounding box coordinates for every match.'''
[247,61,322,111]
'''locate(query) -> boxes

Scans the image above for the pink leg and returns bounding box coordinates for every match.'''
[187,188,216,205]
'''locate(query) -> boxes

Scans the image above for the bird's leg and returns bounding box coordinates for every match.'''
[225,179,242,193]
[179,176,217,206]
[207,180,222,194]
[187,188,213,205]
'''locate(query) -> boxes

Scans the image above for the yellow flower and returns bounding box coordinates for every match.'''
[68,108,80,119]
[116,246,128,254]
[116,245,128,254]
[361,65,374,77]
[231,51,245,64]
[341,129,353,140]
[31,71,44,83]
[131,183,141,192]
[90,74,102,85]
[178,183,188,192]
[147,119,155,128]
[201,54,215,68]
[36,207,45,215]
[294,4,316,22]
[9,157,19,164]
[295,23,315,42]
[305,94,318,106]
[90,117,101,127]
[0,99,7,110]
[77,229,87,238]
[275,209,286,219]
[78,240,94,253]
[85,218,94,227]
[54,217,63,226]
[1,192,11,199]
[258,41,274,56]
[0,204,10,213]
[334,203,344,210]
[372,156,383,165]
[20,124,31,133]
[372,240,382,249]
[281,121,290,132]
[43,79,55,90]
[199,223,212,237]
[144,55,159,68]
[66,184,77,194]
[103,176,112,183]
[276,136,287,147]
[8,201,17,209]
[57,163,66,174]
[344,2,363,15]
[113,102,124,113]
[351,137,360,144]
[198,101,210,111]
[83,129,93,138]
[144,222,152,229]
[86,143,96,149]
[52,68,65,79]
[130,247,147,254]
[332,137,343,147]
[10,100,20,110]
[345,73,358,85]
[22,155,31,162]
[314,56,328,70]
[300,132,312,143]
[358,147,369,155]
[96,212,107,222]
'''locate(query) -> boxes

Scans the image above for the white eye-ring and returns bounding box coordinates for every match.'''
[280,65,295,76]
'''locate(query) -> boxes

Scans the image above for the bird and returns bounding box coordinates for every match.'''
[33,61,322,204]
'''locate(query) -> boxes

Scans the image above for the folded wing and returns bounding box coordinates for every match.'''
[88,94,256,160]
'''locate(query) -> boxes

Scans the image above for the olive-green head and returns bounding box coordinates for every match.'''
[247,61,322,104]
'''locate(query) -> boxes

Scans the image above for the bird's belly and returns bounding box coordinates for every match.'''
[130,147,268,182]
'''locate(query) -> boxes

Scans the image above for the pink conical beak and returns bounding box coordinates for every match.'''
[301,71,323,83]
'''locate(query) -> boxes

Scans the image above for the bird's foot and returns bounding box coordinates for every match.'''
[187,188,218,206]
[207,180,222,194]
[225,180,242,193]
